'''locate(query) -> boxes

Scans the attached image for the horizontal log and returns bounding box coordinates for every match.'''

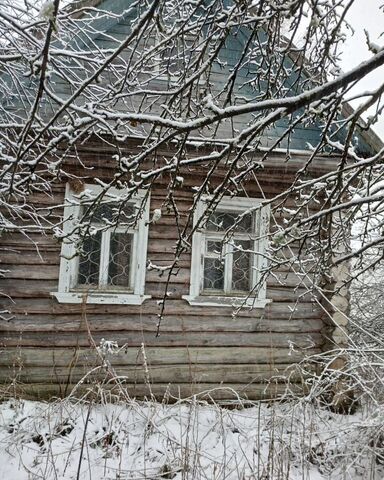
[0,252,61,266]
[0,381,306,401]
[61,163,307,192]
[0,363,309,384]
[67,136,341,165]
[0,284,317,303]
[0,234,60,249]
[0,315,323,333]
[0,346,319,367]
[1,331,324,348]
[1,298,323,319]
[0,252,191,267]
[144,283,316,301]
[1,264,315,290]
[1,264,59,280]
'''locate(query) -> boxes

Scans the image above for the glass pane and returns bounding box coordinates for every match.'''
[77,232,102,286]
[232,240,252,292]
[206,211,252,233]
[207,240,222,255]
[203,257,224,291]
[108,233,133,288]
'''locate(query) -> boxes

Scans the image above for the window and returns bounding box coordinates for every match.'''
[52,184,150,305]
[183,196,270,307]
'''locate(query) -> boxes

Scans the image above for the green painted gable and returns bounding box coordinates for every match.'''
[1,0,379,156]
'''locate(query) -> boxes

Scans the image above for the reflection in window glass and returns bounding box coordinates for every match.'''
[77,232,102,286]
[203,257,224,291]
[206,211,252,233]
[108,233,133,288]
[232,240,252,292]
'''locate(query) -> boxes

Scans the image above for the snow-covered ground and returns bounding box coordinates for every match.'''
[0,393,383,479]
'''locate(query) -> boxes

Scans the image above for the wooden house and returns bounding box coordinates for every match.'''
[0,0,382,401]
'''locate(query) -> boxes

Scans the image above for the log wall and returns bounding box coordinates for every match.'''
[0,140,335,400]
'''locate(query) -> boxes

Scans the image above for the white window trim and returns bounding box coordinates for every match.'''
[52,184,151,305]
[182,195,271,308]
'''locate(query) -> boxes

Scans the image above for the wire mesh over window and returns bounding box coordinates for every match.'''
[108,233,132,287]
[203,240,224,291]
[201,210,254,295]
[206,211,253,233]
[232,240,251,292]
[76,201,135,290]
[203,257,225,290]
[78,232,102,286]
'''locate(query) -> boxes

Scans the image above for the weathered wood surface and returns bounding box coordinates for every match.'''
[0,283,316,303]
[1,265,315,291]
[0,143,332,399]
[0,346,319,367]
[0,316,322,333]
[0,346,316,399]
[0,362,310,384]
[0,381,306,401]
[1,331,323,348]
[1,299,322,321]
[1,263,314,282]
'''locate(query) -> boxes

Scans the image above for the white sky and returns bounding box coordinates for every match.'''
[341,0,384,139]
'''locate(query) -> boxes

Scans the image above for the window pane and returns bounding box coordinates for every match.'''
[203,257,224,291]
[206,211,252,233]
[77,232,102,286]
[232,240,252,292]
[206,240,222,255]
[108,233,133,288]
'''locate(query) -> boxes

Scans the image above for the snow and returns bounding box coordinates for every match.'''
[0,396,383,479]
[151,208,162,223]
[39,1,55,22]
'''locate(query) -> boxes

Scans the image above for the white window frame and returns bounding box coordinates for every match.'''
[52,184,151,305]
[183,195,271,308]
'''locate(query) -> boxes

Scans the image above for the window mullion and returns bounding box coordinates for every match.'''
[251,238,257,290]
[224,241,233,294]
[99,230,111,287]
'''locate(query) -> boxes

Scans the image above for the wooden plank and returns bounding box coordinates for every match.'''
[0,298,324,319]
[0,346,319,367]
[1,298,322,319]
[0,315,323,333]
[0,363,309,384]
[0,284,316,303]
[0,252,60,265]
[0,264,315,291]
[1,265,59,280]
[0,381,306,401]
[0,261,313,282]
[0,252,191,267]
[0,233,60,249]
[1,331,324,348]
[144,276,315,294]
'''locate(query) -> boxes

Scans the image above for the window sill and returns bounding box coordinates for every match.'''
[182,295,272,308]
[51,292,151,305]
